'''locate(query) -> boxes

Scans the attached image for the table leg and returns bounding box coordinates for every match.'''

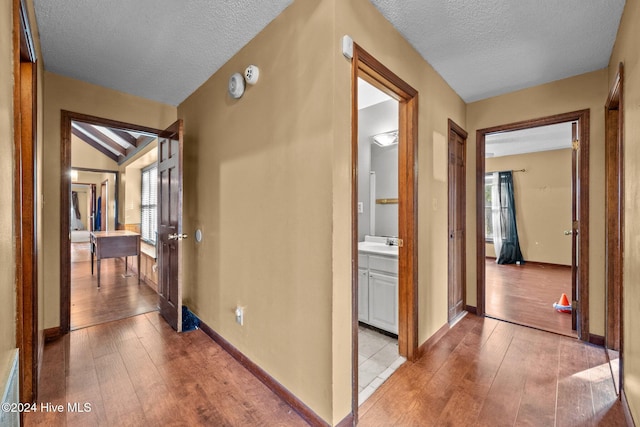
[125,256,128,273]
[91,246,94,275]
[97,258,101,288]
[138,254,141,285]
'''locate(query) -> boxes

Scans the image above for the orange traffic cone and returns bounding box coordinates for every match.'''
[553,293,571,313]
[558,293,570,307]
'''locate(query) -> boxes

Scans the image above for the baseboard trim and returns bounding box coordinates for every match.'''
[588,334,605,347]
[415,322,449,360]
[44,327,62,342]
[465,305,477,315]
[335,412,354,427]
[198,321,329,427]
[622,389,636,427]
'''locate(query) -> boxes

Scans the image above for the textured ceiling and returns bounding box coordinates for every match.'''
[34,1,625,106]
[485,122,572,158]
[33,0,292,106]
[369,0,625,102]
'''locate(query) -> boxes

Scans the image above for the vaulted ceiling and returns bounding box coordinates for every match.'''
[71,121,156,163]
[33,1,625,105]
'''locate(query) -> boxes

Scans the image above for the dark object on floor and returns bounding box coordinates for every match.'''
[182,306,200,331]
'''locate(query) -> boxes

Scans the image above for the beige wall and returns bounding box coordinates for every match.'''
[120,142,157,226]
[71,185,89,229]
[485,149,572,265]
[466,69,608,336]
[179,0,465,423]
[609,0,640,421]
[71,134,119,170]
[0,0,16,380]
[42,72,176,328]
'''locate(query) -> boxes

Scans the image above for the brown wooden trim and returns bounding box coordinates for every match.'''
[621,389,636,427]
[415,322,450,360]
[14,0,39,405]
[587,334,605,347]
[476,110,590,342]
[198,321,329,427]
[605,62,624,394]
[335,413,355,427]
[60,111,164,334]
[465,305,478,315]
[351,43,419,424]
[44,327,62,343]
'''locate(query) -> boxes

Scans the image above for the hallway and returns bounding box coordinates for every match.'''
[25,314,627,426]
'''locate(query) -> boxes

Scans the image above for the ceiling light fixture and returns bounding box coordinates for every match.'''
[371,130,398,147]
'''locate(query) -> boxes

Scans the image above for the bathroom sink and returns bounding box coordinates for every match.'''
[358,241,399,256]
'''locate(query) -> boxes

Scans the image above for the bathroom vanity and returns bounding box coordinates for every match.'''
[357,236,398,334]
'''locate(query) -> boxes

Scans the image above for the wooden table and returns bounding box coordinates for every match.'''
[90,231,141,288]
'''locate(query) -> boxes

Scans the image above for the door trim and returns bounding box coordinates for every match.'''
[476,109,590,341]
[13,0,39,404]
[351,43,419,417]
[59,111,162,333]
[448,119,467,323]
[605,62,624,390]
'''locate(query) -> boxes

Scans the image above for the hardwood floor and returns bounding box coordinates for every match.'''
[25,312,626,426]
[71,243,158,330]
[485,258,575,337]
[359,315,627,426]
[25,312,306,426]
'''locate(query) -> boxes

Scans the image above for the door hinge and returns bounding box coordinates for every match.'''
[572,300,578,310]
[572,139,580,151]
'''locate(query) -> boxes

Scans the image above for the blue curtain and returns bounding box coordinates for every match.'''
[495,171,524,265]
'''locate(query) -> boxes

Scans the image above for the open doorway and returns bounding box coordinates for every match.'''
[356,77,405,404]
[476,110,590,340]
[351,44,418,413]
[61,111,164,333]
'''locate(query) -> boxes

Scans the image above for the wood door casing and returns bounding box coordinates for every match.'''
[605,63,623,392]
[157,120,184,332]
[60,111,163,334]
[351,44,418,420]
[571,122,578,331]
[476,109,590,342]
[448,120,467,322]
[14,0,39,404]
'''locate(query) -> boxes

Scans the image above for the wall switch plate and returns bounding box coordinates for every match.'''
[358,202,364,214]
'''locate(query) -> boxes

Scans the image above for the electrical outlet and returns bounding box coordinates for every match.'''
[235,306,244,326]
[358,202,364,214]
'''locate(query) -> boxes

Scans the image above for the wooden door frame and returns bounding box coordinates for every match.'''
[605,62,624,389]
[351,44,419,416]
[448,119,468,323]
[13,0,39,404]
[60,111,162,333]
[476,109,590,341]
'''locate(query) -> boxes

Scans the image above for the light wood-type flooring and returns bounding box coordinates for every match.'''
[485,258,575,337]
[25,313,627,426]
[71,242,158,330]
[359,315,627,426]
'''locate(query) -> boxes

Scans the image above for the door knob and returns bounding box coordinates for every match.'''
[168,233,188,241]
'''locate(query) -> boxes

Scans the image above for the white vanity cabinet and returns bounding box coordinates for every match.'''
[357,253,398,334]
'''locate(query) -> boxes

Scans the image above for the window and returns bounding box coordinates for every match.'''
[141,164,157,244]
[485,174,494,241]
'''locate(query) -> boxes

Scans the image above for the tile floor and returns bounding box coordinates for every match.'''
[358,325,405,405]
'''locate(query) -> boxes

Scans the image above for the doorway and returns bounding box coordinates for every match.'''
[351,44,418,413]
[60,111,164,333]
[476,110,590,341]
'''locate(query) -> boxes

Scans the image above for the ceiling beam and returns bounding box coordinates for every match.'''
[111,129,137,147]
[75,122,127,157]
[71,128,119,162]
